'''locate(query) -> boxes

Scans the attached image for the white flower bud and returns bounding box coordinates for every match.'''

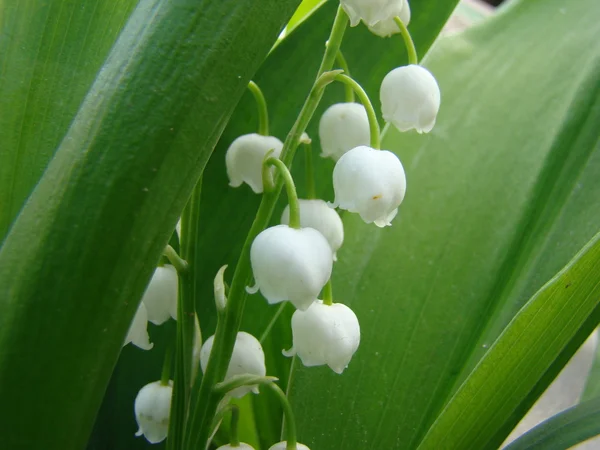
[200,331,266,398]
[226,133,284,193]
[281,199,344,260]
[142,265,178,325]
[124,302,153,350]
[341,0,403,26]
[368,0,411,37]
[134,380,172,444]
[217,444,255,450]
[381,65,441,134]
[250,225,333,311]
[319,103,370,161]
[269,442,311,450]
[284,301,360,374]
[332,146,406,227]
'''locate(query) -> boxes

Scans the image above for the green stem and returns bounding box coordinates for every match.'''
[394,17,418,65]
[163,244,189,274]
[334,74,381,149]
[168,177,202,450]
[267,157,300,228]
[322,279,333,306]
[266,383,298,449]
[248,80,270,136]
[303,141,316,199]
[230,405,240,447]
[184,8,349,450]
[214,375,279,395]
[160,342,173,386]
[317,6,349,76]
[335,50,354,103]
[259,303,288,344]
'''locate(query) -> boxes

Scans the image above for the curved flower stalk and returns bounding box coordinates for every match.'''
[281,199,344,260]
[142,265,178,325]
[225,134,284,193]
[340,0,403,27]
[368,0,411,37]
[200,331,266,398]
[134,380,173,444]
[381,64,441,133]
[124,302,153,351]
[319,102,370,160]
[332,145,406,227]
[284,300,360,374]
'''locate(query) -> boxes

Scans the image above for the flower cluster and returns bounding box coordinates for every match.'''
[129,1,441,447]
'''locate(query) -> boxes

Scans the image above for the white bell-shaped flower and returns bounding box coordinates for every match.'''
[142,265,178,325]
[217,444,255,450]
[269,442,311,450]
[341,0,403,27]
[250,225,333,311]
[368,0,411,37]
[319,103,370,161]
[134,380,172,444]
[200,331,266,398]
[332,146,406,227]
[124,302,153,350]
[284,300,360,374]
[380,64,441,134]
[281,199,344,260]
[226,133,284,193]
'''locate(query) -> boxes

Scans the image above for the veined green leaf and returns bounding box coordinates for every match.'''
[0,0,138,241]
[417,231,600,449]
[287,0,600,448]
[504,396,600,450]
[0,1,299,449]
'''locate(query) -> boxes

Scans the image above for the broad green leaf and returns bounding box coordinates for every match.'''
[582,332,600,402]
[191,1,459,447]
[0,1,299,449]
[0,0,138,241]
[416,231,600,449]
[287,0,600,449]
[504,397,600,450]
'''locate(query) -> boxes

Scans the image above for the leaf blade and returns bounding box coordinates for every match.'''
[0,1,299,448]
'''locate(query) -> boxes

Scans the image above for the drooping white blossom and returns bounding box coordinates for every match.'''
[368,0,411,37]
[124,302,153,351]
[142,265,178,325]
[319,103,370,161]
[249,225,333,311]
[226,133,284,193]
[340,0,403,27]
[281,199,344,260]
[268,442,311,450]
[284,300,360,374]
[332,145,406,227]
[134,380,172,444]
[200,332,266,398]
[380,65,441,134]
[217,444,256,450]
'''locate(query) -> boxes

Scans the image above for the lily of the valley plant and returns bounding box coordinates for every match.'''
[2,0,600,449]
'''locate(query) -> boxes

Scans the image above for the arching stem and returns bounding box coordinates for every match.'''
[266,157,300,229]
[266,382,298,450]
[248,80,270,136]
[334,74,381,149]
[394,17,418,65]
[335,50,354,102]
